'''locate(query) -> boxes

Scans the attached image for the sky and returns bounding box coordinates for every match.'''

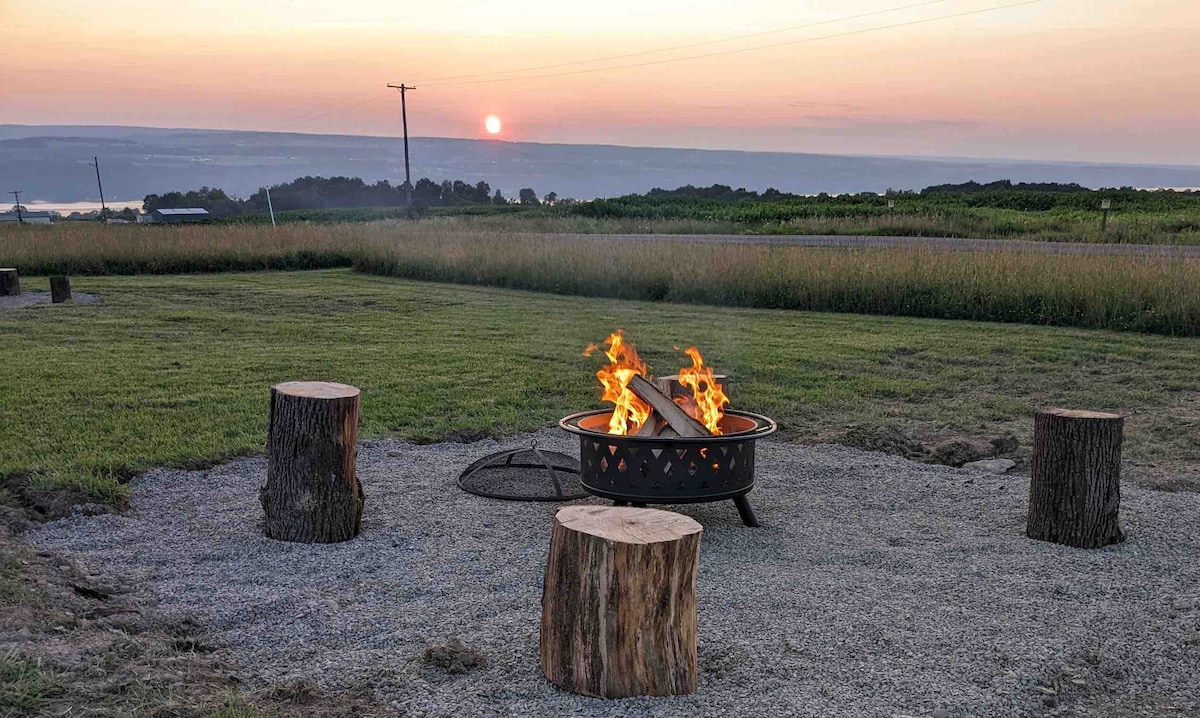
[3,0,1200,164]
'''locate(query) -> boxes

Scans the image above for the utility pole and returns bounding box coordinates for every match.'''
[386,83,415,209]
[1100,198,1111,233]
[90,157,109,222]
[10,191,22,224]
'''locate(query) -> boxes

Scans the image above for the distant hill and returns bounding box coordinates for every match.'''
[2,124,1198,203]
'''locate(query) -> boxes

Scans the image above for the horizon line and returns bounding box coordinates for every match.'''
[5,122,1200,172]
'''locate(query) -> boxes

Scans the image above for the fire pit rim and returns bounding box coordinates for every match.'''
[557,408,778,443]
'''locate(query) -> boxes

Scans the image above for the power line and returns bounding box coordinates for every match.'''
[420,0,1046,88]
[287,93,392,127]
[283,87,382,125]
[414,0,951,85]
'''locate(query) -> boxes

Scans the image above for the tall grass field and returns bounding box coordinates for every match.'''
[5,220,1200,335]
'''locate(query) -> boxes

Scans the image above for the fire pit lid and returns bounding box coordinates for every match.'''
[457,440,588,502]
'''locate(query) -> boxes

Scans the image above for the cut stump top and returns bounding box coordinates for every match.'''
[555,506,702,545]
[273,381,360,400]
[1041,408,1122,421]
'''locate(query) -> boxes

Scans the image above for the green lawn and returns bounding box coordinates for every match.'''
[3,269,1199,502]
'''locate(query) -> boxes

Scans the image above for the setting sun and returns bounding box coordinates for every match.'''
[485,115,501,135]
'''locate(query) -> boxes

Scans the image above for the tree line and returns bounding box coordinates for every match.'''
[142,176,563,218]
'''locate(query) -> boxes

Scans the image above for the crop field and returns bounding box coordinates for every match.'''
[202,186,1200,245]
[7,221,1200,336]
[554,188,1200,244]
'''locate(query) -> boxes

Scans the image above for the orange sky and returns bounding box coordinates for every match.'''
[4,0,1200,163]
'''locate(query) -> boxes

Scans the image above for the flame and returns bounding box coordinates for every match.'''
[676,346,729,434]
[584,330,651,435]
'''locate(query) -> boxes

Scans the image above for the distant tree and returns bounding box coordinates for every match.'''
[492,189,507,205]
[473,181,492,203]
[518,188,539,206]
[143,187,242,218]
[413,178,443,206]
[543,191,558,205]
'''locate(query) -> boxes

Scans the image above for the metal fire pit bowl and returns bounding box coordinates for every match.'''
[558,409,777,527]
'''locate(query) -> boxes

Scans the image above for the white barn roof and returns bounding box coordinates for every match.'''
[154,208,210,215]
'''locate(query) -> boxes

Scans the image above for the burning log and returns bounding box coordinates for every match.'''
[260,381,364,543]
[655,374,730,401]
[633,410,661,437]
[627,375,710,438]
[541,506,701,698]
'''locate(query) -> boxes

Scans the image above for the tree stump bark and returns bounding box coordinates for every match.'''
[50,276,71,304]
[0,269,19,297]
[541,505,702,698]
[260,381,363,543]
[1027,408,1124,548]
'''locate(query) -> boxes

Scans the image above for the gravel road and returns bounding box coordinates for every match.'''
[557,233,1200,256]
[33,432,1200,717]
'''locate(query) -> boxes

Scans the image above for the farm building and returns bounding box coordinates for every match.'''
[144,208,211,224]
[0,210,54,224]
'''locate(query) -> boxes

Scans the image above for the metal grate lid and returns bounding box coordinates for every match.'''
[457,441,587,502]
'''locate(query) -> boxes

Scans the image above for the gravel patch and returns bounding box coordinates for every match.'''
[0,291,99,308]
[33,432,1200,717]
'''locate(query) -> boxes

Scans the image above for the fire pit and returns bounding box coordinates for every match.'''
[559,409,777,526]
[562,330,779,526]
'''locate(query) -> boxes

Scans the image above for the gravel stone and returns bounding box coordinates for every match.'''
[31,431,1200,717]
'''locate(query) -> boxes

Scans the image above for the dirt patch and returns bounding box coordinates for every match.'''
[0,472,119,529]
[839,424,1021,468]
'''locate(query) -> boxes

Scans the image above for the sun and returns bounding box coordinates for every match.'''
[485,115,502,135]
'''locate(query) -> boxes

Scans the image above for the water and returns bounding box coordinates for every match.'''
[22,200,144,214]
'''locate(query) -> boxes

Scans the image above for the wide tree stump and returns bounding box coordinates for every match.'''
[50,276,71,303]
[1027,408,1124,548]
[0,269,19,296]
[260,381,364,543]
[541,506,702,698]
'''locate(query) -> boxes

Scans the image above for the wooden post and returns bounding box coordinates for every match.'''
[541,506,702,698]
[1027,408,1124,548]
[260,381,364,543]
[0,268,19,297]
[50,276,71,303]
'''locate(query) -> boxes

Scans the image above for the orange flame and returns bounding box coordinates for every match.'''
[676,346,729,434]
[584,330,651,435]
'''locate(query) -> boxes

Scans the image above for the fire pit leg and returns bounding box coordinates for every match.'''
[733,496,759,527]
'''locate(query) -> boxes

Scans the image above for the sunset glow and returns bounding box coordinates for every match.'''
[4,0,1200,163]
[485,116,502,135]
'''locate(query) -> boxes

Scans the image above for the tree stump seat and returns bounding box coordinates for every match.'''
[1027,408,1124,548]
[50,276,71,303]
[260,381,364,543]
[0,269,19,297]
[540,505,702,698]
